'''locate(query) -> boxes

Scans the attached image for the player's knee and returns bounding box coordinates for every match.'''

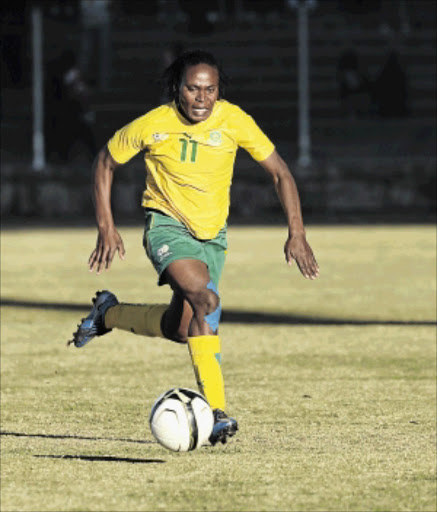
[185,281,221,331]
[202,281,222,332]
[186,287,218,316]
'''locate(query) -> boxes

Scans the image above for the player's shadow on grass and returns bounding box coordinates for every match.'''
[1,299,436,326]
[0,430,153,445]
[1,431,165,464]
[34,454,165,464]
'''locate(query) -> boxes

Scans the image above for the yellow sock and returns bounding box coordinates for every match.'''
[105,304,168,338]
[187,335,226,411]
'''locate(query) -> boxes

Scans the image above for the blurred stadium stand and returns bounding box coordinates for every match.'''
[1,0,435,222]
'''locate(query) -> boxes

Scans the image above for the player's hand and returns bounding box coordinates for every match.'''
[284,234,319,280]
[88,227,125,274]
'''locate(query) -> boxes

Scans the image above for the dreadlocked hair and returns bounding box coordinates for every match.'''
[161,50,229,102]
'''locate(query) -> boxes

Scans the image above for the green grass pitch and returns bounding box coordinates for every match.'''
[1,224,436,512]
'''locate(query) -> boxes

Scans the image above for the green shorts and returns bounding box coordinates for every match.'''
[143,209,227,286]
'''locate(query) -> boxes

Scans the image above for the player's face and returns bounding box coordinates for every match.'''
[178,64,220,123]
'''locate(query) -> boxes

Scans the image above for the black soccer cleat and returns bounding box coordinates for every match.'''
[209,409,239,446]
[68,290,119,348]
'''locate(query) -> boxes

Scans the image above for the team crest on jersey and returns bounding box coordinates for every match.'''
[209,130,222,146]
[153,132,169,142]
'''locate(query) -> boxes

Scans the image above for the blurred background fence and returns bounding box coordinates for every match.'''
[1,0,436,224]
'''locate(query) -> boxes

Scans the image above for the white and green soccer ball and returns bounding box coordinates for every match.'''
[149,388,214,452]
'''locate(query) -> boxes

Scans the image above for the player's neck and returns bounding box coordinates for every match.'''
[176,102,196,125]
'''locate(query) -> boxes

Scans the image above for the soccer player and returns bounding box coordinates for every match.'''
[69,50,319,445]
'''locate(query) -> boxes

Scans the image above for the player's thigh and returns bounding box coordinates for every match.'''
[164,258,212,297]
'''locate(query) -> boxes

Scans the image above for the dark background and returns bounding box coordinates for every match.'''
[1,0,436,225]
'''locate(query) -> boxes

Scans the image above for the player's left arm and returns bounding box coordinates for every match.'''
[258,150,319,280]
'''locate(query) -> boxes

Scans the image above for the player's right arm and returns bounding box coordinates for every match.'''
[88,110,154,272]
[88,146,126,274]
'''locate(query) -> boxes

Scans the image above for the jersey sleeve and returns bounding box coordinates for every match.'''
[232,107,275,162]
[107,115,149,164]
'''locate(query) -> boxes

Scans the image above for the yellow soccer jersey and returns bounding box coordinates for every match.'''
[107,100,275,240]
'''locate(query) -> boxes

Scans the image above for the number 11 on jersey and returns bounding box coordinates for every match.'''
[179,138,198,163]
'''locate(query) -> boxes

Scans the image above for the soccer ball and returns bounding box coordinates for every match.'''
[149,388,214,452]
